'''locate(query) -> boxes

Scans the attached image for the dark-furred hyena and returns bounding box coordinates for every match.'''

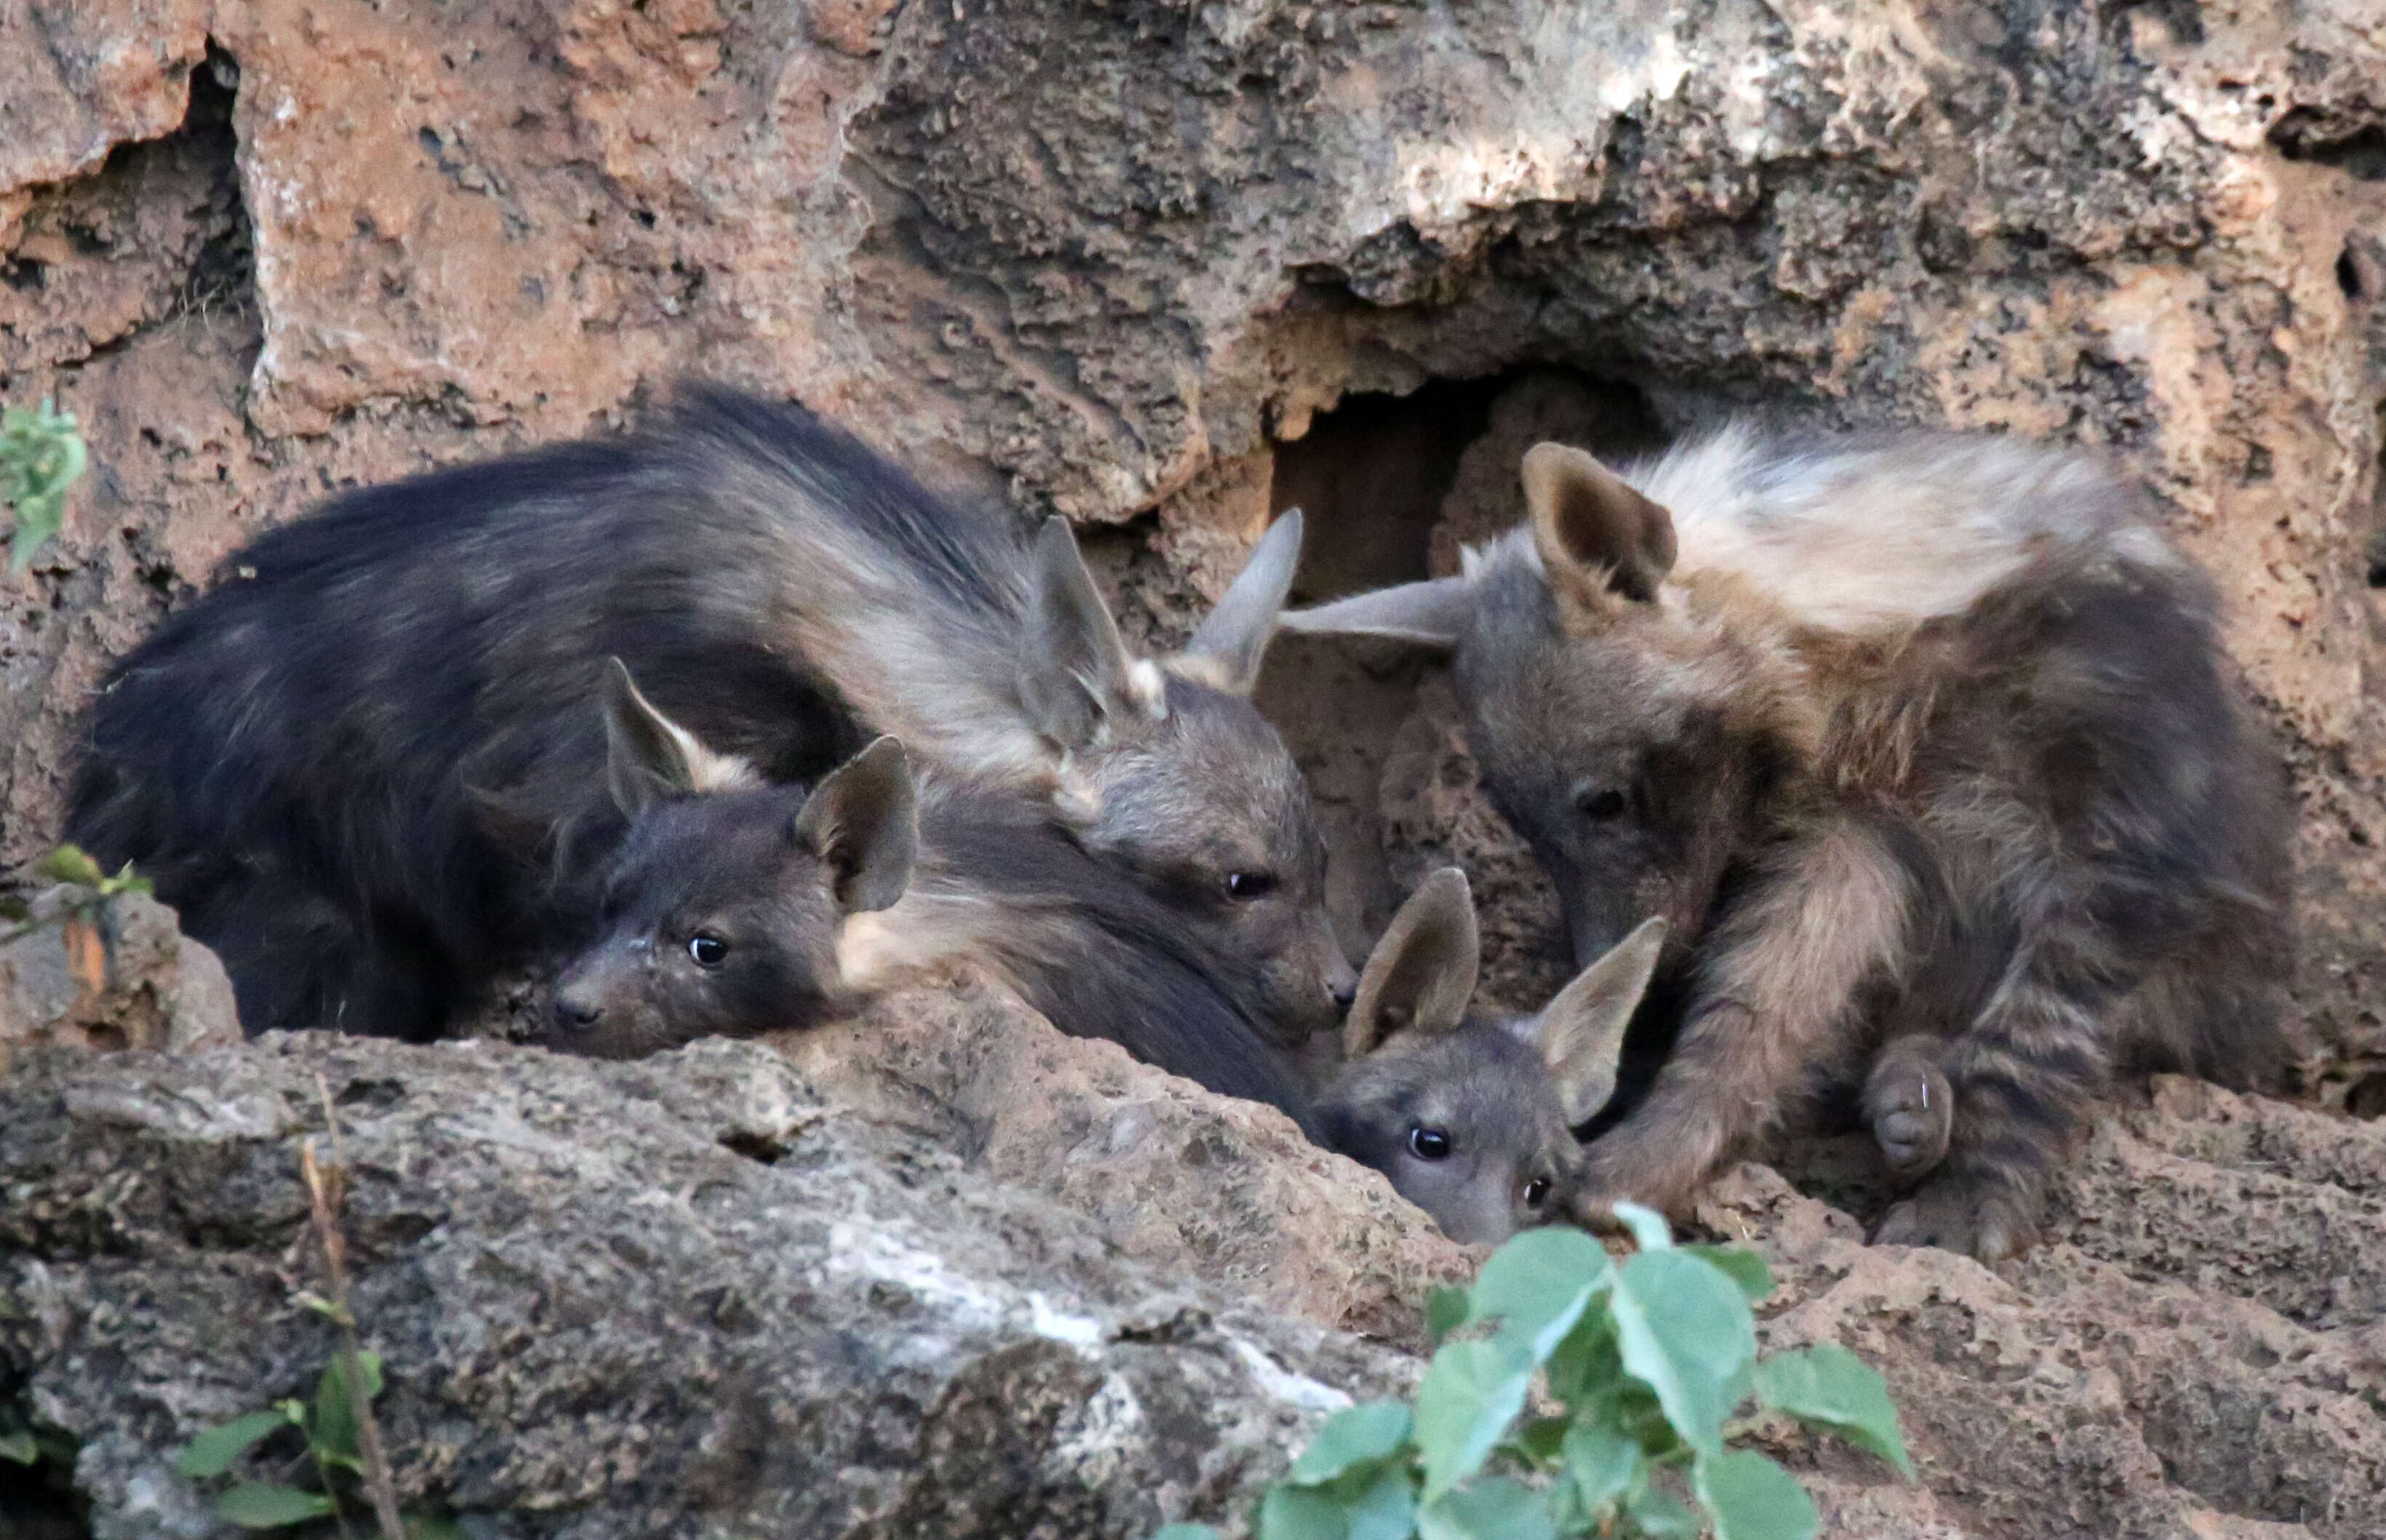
[68,386,1349,1045]
[1314,868,1666,1244]
[546,662,919,1061]
[1288,425,2293,1260]
[572,664,1320,1125]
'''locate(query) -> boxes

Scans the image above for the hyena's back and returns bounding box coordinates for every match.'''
[66,397,974,1038]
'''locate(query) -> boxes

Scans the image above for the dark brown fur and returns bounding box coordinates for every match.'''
[1289,429,2294,1259]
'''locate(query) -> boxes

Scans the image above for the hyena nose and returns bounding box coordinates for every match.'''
[553,994,603,1030]
[1329,975,1357,1010]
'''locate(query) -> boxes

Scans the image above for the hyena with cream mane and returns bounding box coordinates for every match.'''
[1288,424,2292,1259]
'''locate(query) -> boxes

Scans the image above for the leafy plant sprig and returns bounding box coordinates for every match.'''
[1159,1205,1912,1540]
[175,1074,461,1539]
[1,396,87,574]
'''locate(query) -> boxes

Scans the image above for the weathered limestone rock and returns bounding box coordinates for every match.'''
[0,1035,1413,1539]
[774,974,1472,1344]
[0,885,239,1069]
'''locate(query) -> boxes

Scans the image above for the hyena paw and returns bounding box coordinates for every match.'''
[1862,1040,1953,1181]
[1873,1176,2037,1264]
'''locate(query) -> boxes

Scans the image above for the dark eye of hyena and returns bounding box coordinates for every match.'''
[1523,1176,1552,1209]
[1574,786,1628,821]
[687,933,728,968]
[1409,1127,1453,1160]
[1224,870,1278,901]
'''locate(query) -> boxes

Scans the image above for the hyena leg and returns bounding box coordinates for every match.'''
[1863,1035,1954,1181]
[1875,929,2112,1262]
[1576,817,1910,1218]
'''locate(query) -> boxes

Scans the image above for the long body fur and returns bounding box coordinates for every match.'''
[1290,424,2292,1259]
[69,387,1345,1045]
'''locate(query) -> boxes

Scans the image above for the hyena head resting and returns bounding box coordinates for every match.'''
[1317,868,1667,1245]
[1018,509,1354,1041]
[1283,444,1799,968]
[547,661,919,1060]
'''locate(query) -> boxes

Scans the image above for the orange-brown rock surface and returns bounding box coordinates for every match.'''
[10,1,2386,1535]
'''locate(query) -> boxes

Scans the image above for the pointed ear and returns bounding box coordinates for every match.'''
[1018,516,1157,751]
[792,736,918,914]
[1277,576,1469,650]
[605,657,702,818]
[1175,508,1303,695]
[1523,442,1677,610]
[1345,868,1480,1057]
[1533,915,1667,1124]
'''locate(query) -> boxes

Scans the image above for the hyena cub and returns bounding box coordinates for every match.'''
[1290,425,2292,1259]
[68,387,1349,1044]
[1316,868,1667,1244]
[544,662,917,1060]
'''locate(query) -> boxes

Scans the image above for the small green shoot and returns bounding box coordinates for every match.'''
[1,396,87,574]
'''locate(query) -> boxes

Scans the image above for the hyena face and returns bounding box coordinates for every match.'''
[1317,869,1666,1245]
[1285,444,1789,970]
[548,663,917,1060]
[1019,511,1355,1040]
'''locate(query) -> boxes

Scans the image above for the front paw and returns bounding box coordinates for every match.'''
[1873,1175,2038,1263]
[1863,1040,1953,1182]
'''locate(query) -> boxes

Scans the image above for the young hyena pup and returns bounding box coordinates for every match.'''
[68,387,1350,1044]
[1288,425,2293,1260]
[544,663,917,1061]
[1314,868,1667,1245]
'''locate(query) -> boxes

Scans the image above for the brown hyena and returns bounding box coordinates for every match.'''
[1287,424,2293,1260]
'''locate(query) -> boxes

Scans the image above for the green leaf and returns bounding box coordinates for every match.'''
[1258,1483,1352,1540]
[215,1483,337,1528]
[1287,1403,1412,1485]
[1341,1464,1421,1540]
[1560,1422,1642,1510]
[1627,1483,1703,1539]
[1416,1476,1555,1540]
[1465,1227,1612,1363]
[1412,1336,1534,1502]
[0,1429,37,1465]
[310,1349,383,1470]
[1684,1245,1775,1304]
[1541,1311,1623,1413]
[1610,1202,1673,1251]
[1696,1448,1819,1540]
[1152,1528,1224,1540]
[1608,1249,1757,1458]
[175,1409,296,1479]
[38,845,105,887]
[1425,1284,1470,1345]
[1753,1344,1915,1480]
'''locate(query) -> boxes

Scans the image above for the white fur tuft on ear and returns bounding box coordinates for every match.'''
[602,657,757,817]
[1345,867,1480,1057]
[1533,914,1667,1124]
[1176,508,1304,695]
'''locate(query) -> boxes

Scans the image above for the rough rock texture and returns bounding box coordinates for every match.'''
[774,974,1472,1344]
[12,1,2386,1533]
[0,1036,1414,1539]
[0,883,239,1069]
[10,0,2386,1092]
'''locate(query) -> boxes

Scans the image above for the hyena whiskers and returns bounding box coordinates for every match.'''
[1288,426,2292,1261]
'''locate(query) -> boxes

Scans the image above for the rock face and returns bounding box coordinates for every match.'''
[0,1035,1414,1539]
[11,1,2386,1536]
[0,883,240,1069]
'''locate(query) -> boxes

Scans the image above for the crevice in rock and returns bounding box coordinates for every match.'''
[1257,366,1665,988]
[2270,113,2386,180]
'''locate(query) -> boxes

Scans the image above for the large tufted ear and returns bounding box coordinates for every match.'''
[1523,442,1678,612]
[1277,575,1470,649]
[1344,868,1480,1057]
[1017,516,1156,752]
[1531,915,1667,1124]
[603,657,743,817]
[1175,508,1304,695]
[791,736,918,914]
